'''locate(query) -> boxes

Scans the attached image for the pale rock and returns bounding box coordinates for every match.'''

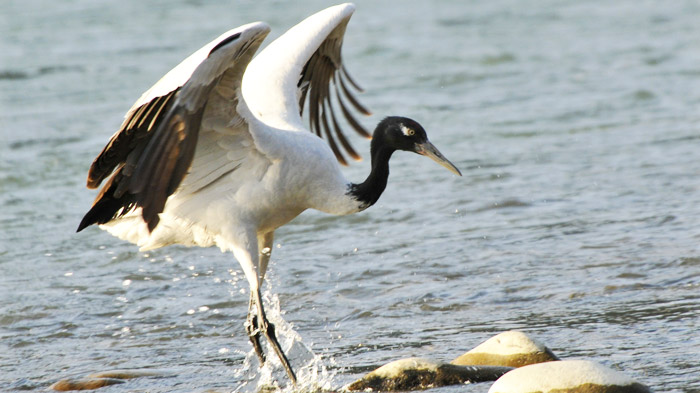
[452,330,558,367]
[488,360,651,393]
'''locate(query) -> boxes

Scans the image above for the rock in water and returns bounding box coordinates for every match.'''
[346,357,512,391]
[50,378,124,391]
[51,369,167,391]
[488,360,652,393]
[452,331,558,367]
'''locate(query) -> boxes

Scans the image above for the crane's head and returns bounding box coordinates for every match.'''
[374,116,462,176]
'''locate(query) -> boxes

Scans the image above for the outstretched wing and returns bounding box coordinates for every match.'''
[297,15,371,165]
[78,22,271,233]
[242,3,371,166]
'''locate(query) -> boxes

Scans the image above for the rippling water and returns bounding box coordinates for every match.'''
[1,0,699,392]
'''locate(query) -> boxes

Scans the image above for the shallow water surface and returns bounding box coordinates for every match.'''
[1,0,699,392]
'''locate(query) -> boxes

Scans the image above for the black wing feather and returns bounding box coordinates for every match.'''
[77,87,205,233]
[129,105,204,230]
[86,89,179,189]
[297,18,371,165]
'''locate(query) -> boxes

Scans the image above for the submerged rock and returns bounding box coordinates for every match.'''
[50,378,124,391]
[488,360,652,393]
[51,369,167,391]
[452,331,558,367]
[346,357,512,391]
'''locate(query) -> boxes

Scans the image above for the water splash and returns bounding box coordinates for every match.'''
[233,290,337,393]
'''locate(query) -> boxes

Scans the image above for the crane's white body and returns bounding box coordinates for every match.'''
[99,4,363,290]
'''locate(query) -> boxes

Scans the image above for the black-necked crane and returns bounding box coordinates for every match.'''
[77,3,461,384]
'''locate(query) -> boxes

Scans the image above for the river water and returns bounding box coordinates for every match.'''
[1,0,698,392]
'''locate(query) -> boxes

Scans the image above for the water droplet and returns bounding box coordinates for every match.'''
[122,279,132,286]
[187,309,195,315]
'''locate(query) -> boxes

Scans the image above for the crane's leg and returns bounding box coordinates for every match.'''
[258,232,274,283]
[252,286,297,384]
[244,232,275,364]
[233,230,296,384]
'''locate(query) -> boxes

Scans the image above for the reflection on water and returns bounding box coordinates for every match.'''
[1,0,699,392]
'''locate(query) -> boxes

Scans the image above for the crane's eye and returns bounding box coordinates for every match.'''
[401,125,415,136]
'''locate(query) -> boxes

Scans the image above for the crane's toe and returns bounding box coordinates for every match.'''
[245,314,266,364]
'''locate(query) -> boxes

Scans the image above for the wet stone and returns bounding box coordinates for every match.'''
[50,378,124,391]
[488,360,652,393]
[51,369,167,391]
[452,330,559,368]
[346,357,512,391]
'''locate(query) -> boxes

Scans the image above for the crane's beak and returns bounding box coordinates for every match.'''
[415,141,462,176]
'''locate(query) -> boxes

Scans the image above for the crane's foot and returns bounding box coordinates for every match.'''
[245,314,265,364]
[247,289,298,385]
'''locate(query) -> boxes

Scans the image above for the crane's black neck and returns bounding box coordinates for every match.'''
[348,140,395,208]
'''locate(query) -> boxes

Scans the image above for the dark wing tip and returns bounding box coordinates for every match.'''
[77,166,135,232]
[76,208,107,232]
[76,219,89,233]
